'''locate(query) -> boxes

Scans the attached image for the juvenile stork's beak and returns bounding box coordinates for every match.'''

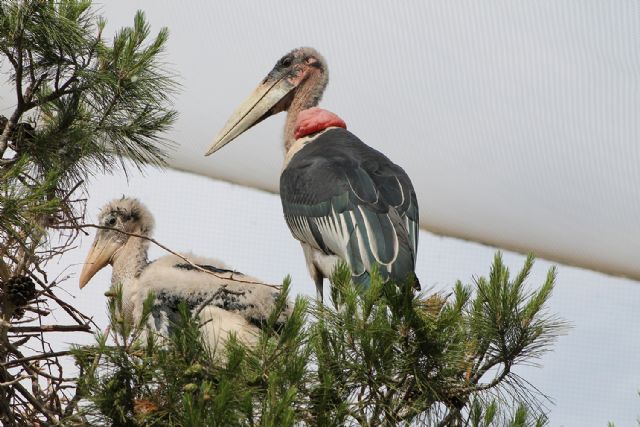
[79,235,120,289]
[205,77,296,156]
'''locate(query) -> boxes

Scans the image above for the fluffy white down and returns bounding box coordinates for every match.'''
[122,253,288,348]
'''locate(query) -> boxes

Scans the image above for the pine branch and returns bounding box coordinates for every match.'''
[8,324,91,333]
[3,350,72,368]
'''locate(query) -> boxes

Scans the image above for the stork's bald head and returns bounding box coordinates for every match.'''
[97,197,155,237]
[79,197,154,288]
[265,47,328,101]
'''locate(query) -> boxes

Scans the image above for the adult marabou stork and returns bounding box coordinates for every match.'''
[205,47,419,300]
[79,197,289,348]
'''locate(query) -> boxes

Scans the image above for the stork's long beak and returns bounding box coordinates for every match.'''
[205,77,296,156]
[79,236,120,289]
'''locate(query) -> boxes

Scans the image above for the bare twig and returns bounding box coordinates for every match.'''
[55,223,282,289]
[24,306,51,316]
[9,324,91,333]
[13,379,59,425]
[193,285,246,318]
[3,350,72,368]
[0,374,33,386]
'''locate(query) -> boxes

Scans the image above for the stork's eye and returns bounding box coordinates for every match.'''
[280,56,293,68]
[107,217,116,226]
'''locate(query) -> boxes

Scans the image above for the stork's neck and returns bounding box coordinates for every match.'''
[111,236,150,288]
[284,70,328,152]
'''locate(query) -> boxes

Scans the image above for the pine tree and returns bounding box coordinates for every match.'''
[0,1,177,424]
[75,254,567,426]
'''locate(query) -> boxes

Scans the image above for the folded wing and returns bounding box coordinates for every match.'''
[280,128,419,285]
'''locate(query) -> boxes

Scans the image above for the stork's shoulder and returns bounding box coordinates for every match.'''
[281,128,416,204]
[145,253,231,271]
[287,127,400,171]
[138,253,247,292]
[138,253,279,298]
[282,128,365,183]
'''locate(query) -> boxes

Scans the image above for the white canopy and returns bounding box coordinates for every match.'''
[4,1,639,280]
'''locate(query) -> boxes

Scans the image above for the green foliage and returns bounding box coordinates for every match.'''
[75,279,309,426]
[468,398,547,427]
[310,264,456,425]
[74,254,567,426]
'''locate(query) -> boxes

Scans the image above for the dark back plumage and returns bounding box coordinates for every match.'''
[280,128,419,286]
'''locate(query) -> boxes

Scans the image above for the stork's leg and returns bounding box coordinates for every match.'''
[315,277,324,302]
[301,242,324,303]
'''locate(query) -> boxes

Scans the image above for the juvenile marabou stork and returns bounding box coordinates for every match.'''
[79,197,289,348]
[206,47,420,300]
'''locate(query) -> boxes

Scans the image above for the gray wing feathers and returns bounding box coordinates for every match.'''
[280,128,419,284]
